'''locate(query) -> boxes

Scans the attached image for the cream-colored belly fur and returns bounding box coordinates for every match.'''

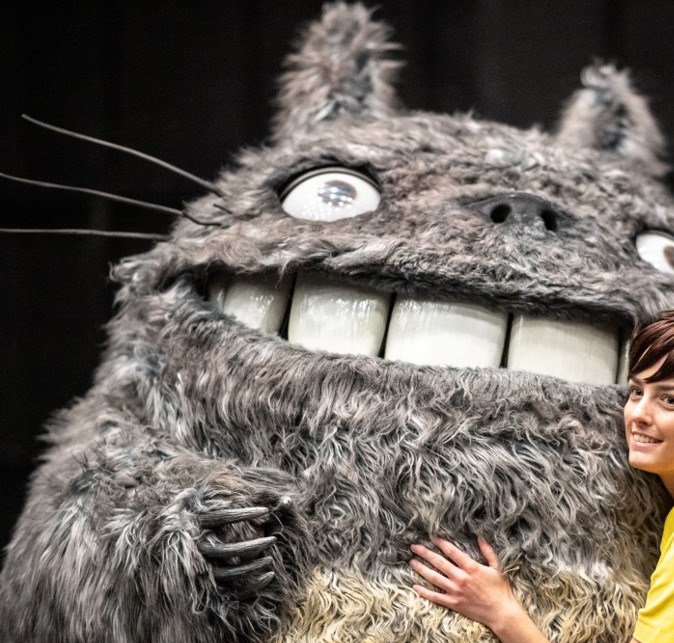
[273,566,646,643]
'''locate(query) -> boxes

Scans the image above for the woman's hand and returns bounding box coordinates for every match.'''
[409,536,548,643]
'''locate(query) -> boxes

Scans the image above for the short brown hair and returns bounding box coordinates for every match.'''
[629,310,674,381]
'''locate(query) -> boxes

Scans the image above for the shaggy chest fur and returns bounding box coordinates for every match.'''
[2,3,674,643]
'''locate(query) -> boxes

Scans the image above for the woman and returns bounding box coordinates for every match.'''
[409,311,674,643]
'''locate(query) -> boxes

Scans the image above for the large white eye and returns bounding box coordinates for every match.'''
[636,230,674,275]
[280,167,381,222]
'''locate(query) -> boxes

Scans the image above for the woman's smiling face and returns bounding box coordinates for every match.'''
[625,356,674,495]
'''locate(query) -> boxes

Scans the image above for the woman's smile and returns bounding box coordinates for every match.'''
[631,432,663,445]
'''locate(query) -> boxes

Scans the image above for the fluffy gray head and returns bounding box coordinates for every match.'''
[2,3,673,643]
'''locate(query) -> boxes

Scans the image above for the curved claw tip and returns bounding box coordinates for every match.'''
[237,571,276,600]
[197,506,270,529]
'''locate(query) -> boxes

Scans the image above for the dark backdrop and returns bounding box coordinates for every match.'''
[2,0,674,553]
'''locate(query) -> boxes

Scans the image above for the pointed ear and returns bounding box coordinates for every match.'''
[271,2,403,140]
[556,63,668,176]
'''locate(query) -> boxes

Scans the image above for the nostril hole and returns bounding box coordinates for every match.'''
[490,204,511,223]
[541,209,557,232]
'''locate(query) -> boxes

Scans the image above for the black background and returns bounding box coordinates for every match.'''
[2,0,674,553]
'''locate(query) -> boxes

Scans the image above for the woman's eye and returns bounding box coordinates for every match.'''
[636,230,674,274]
[628,386,642,398]
[280,167,381,222]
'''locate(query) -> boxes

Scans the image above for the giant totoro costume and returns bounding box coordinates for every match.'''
[2,3,673,642]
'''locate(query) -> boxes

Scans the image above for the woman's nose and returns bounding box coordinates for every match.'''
[630,397,653,424]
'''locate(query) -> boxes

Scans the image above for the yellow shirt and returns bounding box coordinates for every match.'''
[634,507,674,643]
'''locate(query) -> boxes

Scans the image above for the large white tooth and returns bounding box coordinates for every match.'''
[287,273,390,356]
[220,275,292,333]
[207,274,230,312]
[507,315,619,385]
[617,337,630,385]
[384,297,508,367]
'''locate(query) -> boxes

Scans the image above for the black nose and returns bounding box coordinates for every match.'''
[472,192,561,232]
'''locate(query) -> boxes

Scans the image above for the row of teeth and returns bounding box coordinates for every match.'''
[633,434,661,444]
[207,273,627,386]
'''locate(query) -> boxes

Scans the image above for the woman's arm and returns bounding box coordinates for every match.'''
[409,536,549,643]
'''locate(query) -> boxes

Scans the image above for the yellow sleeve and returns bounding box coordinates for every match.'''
[634,513,674,643]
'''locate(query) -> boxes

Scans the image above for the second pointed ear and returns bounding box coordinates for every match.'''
[555,64,668,177]
[270,2,403,141]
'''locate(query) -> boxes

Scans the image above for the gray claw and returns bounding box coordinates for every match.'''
[237,571,275,600]
[212,556,273,582]
[199,536,277,561]
[198,506,269,529]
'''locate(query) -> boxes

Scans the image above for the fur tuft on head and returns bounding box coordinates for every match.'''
[556,63,668,176]
[271,2,402,140]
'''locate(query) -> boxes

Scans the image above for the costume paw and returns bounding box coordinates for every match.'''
[197,506,278,599]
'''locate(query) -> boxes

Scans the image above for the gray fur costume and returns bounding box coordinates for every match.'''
[1,3,673,642]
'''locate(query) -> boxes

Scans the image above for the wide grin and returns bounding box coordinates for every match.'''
[207,270,627,386]
[632,433,662,445]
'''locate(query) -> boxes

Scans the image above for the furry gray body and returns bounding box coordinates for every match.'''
[1,4,673,642]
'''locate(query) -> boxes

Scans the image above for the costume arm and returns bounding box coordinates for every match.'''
[0,412,309,643]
